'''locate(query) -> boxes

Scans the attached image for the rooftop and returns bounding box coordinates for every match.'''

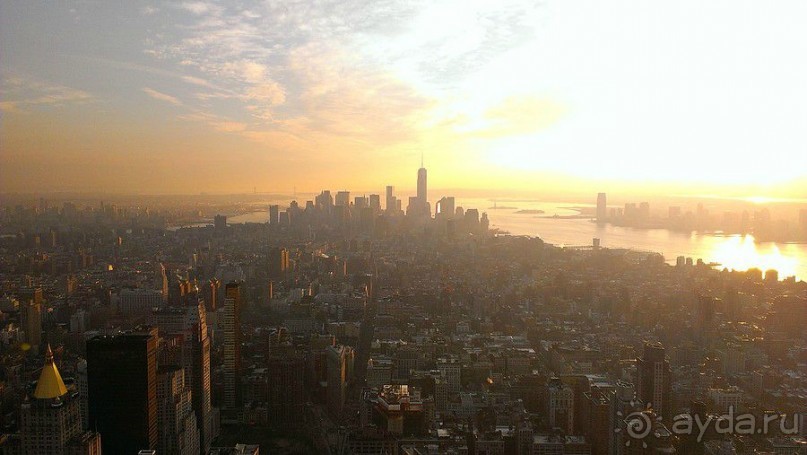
[33,345,68,400]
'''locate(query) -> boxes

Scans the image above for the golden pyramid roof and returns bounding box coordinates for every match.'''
[33,345,68,400]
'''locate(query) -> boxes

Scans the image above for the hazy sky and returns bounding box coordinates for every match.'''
[2,0,806,196]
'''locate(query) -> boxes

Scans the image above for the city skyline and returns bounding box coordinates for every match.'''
[2,1,807,196]
[3,2,807,454]
[2,186,804,454]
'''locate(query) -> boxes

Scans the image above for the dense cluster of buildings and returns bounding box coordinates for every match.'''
[595,192,807,242]
[0,166,805,454]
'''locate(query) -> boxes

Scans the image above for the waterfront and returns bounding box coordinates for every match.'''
[218,199,807,281]
[485,206,805,282]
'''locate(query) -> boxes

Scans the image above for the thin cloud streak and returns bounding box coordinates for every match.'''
[0,76,93,112]
[142,87,182,105]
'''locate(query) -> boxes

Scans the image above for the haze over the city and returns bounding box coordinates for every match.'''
[3,3,807,455]
[2,0,807,196]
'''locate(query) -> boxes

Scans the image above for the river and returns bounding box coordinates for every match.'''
[217,199,806,281]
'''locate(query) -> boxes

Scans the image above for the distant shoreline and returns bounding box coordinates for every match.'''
[514,209,545,214]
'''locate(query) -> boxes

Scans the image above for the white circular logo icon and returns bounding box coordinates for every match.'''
[625,411,653,440]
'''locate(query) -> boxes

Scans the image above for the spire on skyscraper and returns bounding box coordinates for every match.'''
[33,344,68,399]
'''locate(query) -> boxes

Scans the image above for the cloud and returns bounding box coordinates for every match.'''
[182,75,212,87]
[132,0,546,165]
[220,60,267,84]
[141,5,159,16]
[29,91,92,105]
[211,121,247,132]
[178,110,250,135]
[69,55,220,92]
[0,76,93,112]
[142,87,182,105]
[243,81,286,105]
[180,2,214,15]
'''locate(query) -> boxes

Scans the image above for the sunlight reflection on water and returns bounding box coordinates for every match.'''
[226,200,806,281]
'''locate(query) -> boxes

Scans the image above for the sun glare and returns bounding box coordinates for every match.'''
[745,196,774,204]
[710,235,799,279]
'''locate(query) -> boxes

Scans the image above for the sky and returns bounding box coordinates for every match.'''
[2,0,807,197]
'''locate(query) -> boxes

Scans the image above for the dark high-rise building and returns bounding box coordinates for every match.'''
[222,282,242,414]
[267,354,306,430]
[637,342,672,421]
[268,204,279,225]
[581,390,610,455]
[695,295,716,344]
[269,247,289,279]
[87,328,158,454]
[596,192,607,222]
[213,215,227,232]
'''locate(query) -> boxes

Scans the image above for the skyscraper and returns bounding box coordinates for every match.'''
[206,278,220,312]
[119,288,163,316]
[417,157,427,203]
[152,300,213,453]
[547,377,574,434]
[637,342,672,421]
[87,328,158,454]
[464,208,480,232]
[213,215,227,233]
[335,191,351,207]
[385,186,396,212]
[406,159,431,219]
[267,353,307,431]
[20,345,84,455]
[609,381,641,454]
[76,359,89,430]
[326,344,354,420]
[268,205,279,225]
[269,247,289,279]
[435,197,455,219]
[155,263,169,302]
[21,300,42,352]
[156,366,200,455]
[369,194,381,213]
[596,193,607,222]
[222,282,242,415]
[315,190,333,209]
